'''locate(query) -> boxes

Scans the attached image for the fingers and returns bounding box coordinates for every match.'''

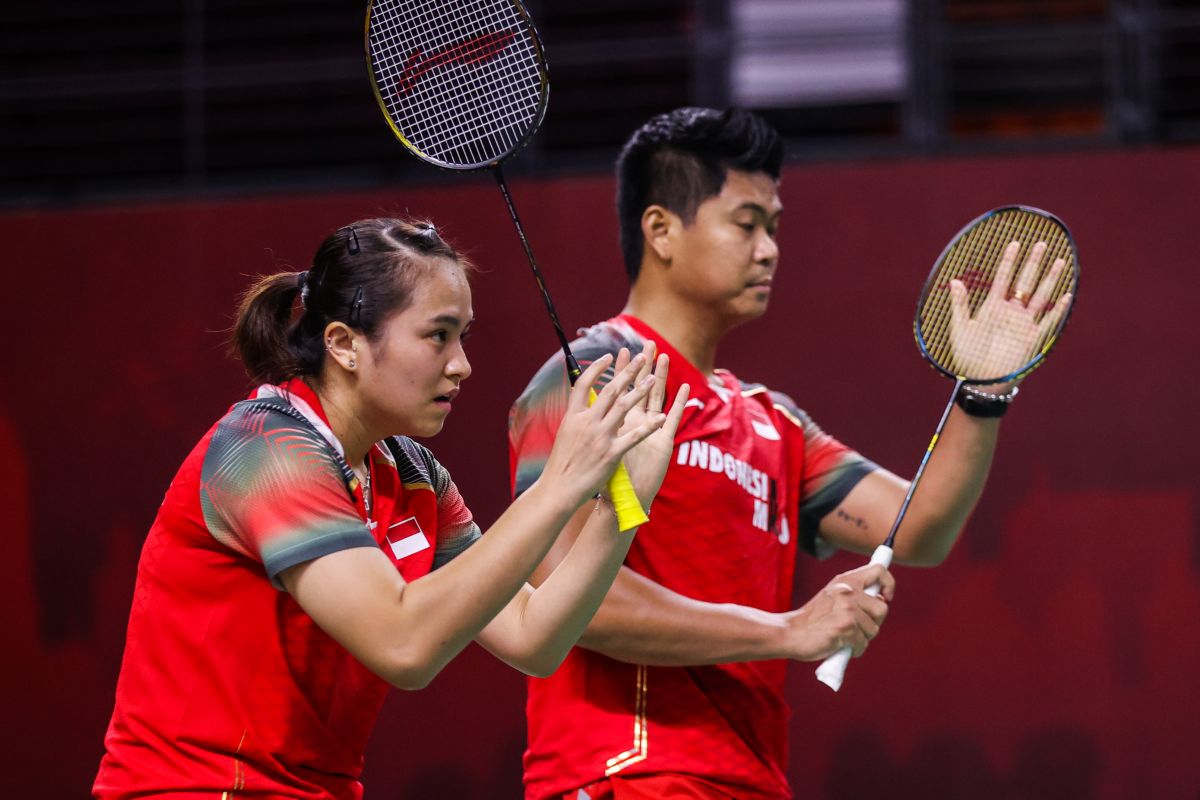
[844,596,889,656]
[827,569,889,615]
[987,241,1021,304]
[567,353,614,413]
[837,563,896,603]
[634,341,657,408]
[613,344,655,395]
[787,565,897,661]
[820,581,889,658]
[1036,291,1072,342]
[612,375,669,450]
[610,372,657,424]
[613,409,668,452]
[619,376,688,455]
[593,343,668,424]
[868,564,896,603]
[646,352,670,414]
[589,350,644,418]
[660,382,690,440]
[948,279,970,334]
[848,606,883,657]
[612,346,632,377]
[1012,241,1047,301]
[1028,257,1066,317]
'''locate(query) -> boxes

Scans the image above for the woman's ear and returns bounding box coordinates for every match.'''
[323,322,359,371]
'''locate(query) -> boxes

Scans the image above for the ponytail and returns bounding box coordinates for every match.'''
[231,271,307,385]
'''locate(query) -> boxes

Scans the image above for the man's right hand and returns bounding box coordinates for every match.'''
[781,563,895,661]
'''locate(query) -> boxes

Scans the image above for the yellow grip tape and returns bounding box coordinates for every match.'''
[589,388,649,531]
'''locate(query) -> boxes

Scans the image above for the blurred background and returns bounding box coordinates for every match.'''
[2,0,1197,797]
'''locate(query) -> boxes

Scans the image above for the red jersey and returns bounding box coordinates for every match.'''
[95,379,479,799]
[509,315,875,800]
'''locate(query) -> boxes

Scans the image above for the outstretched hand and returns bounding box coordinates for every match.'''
[539,349,668,508]
[948,240,1073,380]
[607,342,690,509]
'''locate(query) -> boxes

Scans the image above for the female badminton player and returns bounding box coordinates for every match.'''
[93,217,688,799]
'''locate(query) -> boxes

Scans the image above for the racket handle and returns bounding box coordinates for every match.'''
[814,544,894,692]
[587,388,649,532]
[608,461,648,532]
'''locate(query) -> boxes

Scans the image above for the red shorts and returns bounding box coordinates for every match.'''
[565,774,738,800]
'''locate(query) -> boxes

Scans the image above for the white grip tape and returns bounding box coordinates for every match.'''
[814,544,894,692]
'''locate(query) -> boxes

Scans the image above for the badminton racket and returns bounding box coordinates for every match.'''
[816,205,1080,691]
[365,0,647,530]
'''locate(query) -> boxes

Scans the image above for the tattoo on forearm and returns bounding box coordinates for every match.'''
[836,508,869,530]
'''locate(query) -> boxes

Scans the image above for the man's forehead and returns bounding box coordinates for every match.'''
[715,170,782,214]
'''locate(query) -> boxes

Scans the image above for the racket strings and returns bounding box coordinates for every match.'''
[922,213,1073,376]
[373,0,527,159]
[918,209,1077,381]
[369,0,545,167]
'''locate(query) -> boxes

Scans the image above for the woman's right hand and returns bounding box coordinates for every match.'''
[538,350,667,508]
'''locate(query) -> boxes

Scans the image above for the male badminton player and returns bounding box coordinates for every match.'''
[509,108,1036,800]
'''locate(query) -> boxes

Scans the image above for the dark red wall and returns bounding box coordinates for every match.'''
[2,146,1197,798]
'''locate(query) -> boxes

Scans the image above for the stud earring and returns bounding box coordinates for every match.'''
[348,359,356,369]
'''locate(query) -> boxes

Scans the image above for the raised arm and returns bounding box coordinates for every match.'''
[818,241,1067,566]
[476,345,689,676]
[282,352,664,689]
[816,410,998,566]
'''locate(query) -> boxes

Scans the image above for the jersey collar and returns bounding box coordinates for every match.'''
[613,313,725,406]
[614,313,738,439]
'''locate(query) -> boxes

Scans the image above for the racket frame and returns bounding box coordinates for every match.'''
[364,0,551,171]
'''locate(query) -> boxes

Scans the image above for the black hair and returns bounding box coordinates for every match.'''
[232,217,468,385]
[615,107,783,281]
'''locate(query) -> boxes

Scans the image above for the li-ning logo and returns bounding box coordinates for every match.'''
[392,29,517,96]
[938,267,1057,312]
[938,267,991,294]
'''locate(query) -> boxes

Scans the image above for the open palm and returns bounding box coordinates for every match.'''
[607,343,689,508]
[948,240,1073,379]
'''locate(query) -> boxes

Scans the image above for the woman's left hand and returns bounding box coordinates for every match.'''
[610,342,690,509]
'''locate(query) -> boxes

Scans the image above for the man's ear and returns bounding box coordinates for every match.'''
[642,204,676,265]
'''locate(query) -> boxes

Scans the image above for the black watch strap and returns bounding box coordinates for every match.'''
[954,384,1018,418]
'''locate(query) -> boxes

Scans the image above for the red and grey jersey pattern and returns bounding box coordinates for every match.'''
[95,380,479,800]
[509,315,876,800]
